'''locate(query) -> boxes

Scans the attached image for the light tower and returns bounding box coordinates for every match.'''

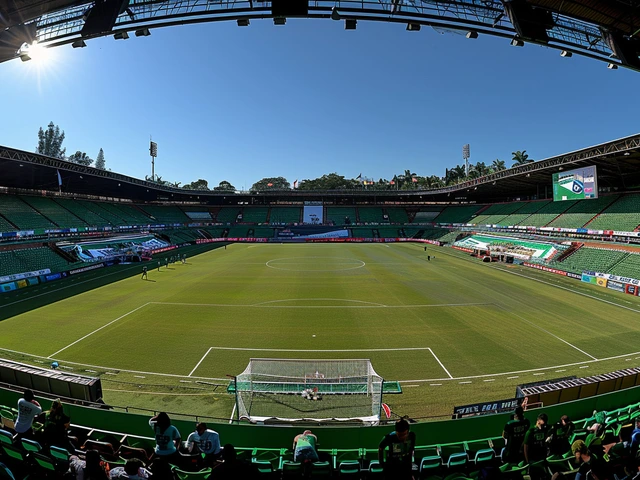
[463,144,470,177]
[150,139,158,181]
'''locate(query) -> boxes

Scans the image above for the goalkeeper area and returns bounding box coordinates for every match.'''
[234,359,384,424]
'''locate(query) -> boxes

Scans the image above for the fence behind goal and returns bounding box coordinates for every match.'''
[234,358,384,424]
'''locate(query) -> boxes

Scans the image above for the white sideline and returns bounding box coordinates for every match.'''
[428,348,453,379]
[189,347,212,377]
[47,302,151,358]
[203,346,435,352]
[150,301,491,309]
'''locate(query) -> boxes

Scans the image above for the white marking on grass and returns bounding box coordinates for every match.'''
[150,301,490,309]
[103,389,211,396]
[626,358,632,361]
[48,302,151,358]
[205,346,434,353]
[507,376,519,379]
[134,375,146,378]
[189,347,213,377]
[487,263,640,315]
[483,379,495,382]
[404,385,420,388]
[428,348,453,379]
[105,372,117,375]
[556,369,566,372]
[229,404,236,424]
[85,369,97,373]
[580,366,590,369]
[459,381,472,384]
[251,298,387,307]
[498,307,598,361]
[180,380,192,383]
[430,384,442,386]
[59,366,73,370]
[533,373,545,376]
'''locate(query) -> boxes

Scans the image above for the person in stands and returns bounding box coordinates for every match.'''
[378,419,416,480]
[185,422,221,466]
[42,398,73,450]
[68,449,110,480]
[573,440,605,480]
[293,430,319,463]
[109,458,152,479]
[547,415,575,456]
[502,406,530,464]
[524,413,549,480]
[14,389,42,440]
[149,412,181,467]
[208,444,259,479]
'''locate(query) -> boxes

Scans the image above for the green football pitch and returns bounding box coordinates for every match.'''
[1,242,640,420]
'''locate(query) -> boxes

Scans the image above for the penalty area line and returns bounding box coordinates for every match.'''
[428,348,453,379]
[189,347,213,377]
[48,302,151,358]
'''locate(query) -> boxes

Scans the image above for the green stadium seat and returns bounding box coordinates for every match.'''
[1,444,28,464]
[0,430,13,445]
[420,455,442,477]
[0,410,15,431]
[31,452,57,477]
[171,467,212,480]
[281,460,302,479]
[19,439,41,453]
[338,460,360,477]
[0,463,17,480]
[368,460,384,478]
[310,460,331,477]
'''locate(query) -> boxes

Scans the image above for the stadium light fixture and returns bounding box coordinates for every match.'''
[135,28,151,37]
[237,19,250,27]
[114,31,129,40]
[273,17,286,25]
[345,19,357,30]
[19,52,32,62]
[607,63,618,69]
[406,23,421,31]
[331,7,341,21]
[72,39,87,48]
[510,37,524,47]
[466,31,478,39]
[624,152,631,156]
[560,50,572,57]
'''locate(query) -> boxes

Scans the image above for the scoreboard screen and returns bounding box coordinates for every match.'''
[552,165,598,201]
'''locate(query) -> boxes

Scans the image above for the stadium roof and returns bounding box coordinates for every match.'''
[2,1,640,70]
[1,134,639,204]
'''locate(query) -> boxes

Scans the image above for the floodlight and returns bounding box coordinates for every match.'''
[345,19,357,30]
[72,39,87,48]
[510,37,524,47]
[114,31,129,40]
[134,28,151,36]
[237,19,250,27]
[607,63,618,69]
[623,152,631,156]
[466,31,478,39]
[560,50,572,57]
[331,7,341,21]
[406,23,420,31]
[19,52,31,62]
[273,17,286,25]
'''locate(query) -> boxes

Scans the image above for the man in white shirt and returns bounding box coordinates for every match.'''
[185,422,221,466]
[14,389,42,440]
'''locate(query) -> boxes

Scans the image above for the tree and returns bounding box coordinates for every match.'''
[67,151,93,166]
[473,162,491,177]
[298,173,354,190]
[491,159,506,172]
[183,179,210,190]
[511,150,532,166]
[251,177,290,191]
[36,122,66,159]
[213,181,236,192]
[94,148,106,169]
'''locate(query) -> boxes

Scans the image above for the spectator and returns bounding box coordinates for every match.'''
[547,415,575,456]
[573,440,604,480]
[502,406,530,464]
[630,417,640,457]
[185,422,221,466]
[208,444,259,479]
[293,430,319,463]
[42,399,73,450]
[524,413,549,480]
[378,419,415,480]
[14,389,42,440]
[149,412,181,476]
[68,450,110,480]
[109,458,152,479]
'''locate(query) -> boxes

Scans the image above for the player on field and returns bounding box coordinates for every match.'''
[141,266,148,280]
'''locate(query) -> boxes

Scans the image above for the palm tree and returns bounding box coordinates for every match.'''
[511,150,532,167]
[491,159,506,172]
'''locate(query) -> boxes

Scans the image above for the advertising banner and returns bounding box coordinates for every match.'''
[452,398,522,418]
[606,280,626,293]
[69,263,105,275]
[0,268,51,284]
[523,263,568,276]
[0,282,17,292]
[625,284,639,296]
[596,277,608,288]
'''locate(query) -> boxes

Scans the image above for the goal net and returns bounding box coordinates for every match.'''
[233,358,384,425]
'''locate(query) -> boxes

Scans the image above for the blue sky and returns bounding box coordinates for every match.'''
[1,18,639,190]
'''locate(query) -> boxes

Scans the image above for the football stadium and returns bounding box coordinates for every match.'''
[2,1,640,479]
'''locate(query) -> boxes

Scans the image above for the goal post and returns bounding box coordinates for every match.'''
[234,358,384,424]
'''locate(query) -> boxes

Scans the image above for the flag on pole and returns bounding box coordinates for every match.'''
[390,180,395,185]
[356,173,362,180]
[412,177,418,183]
[267,183,273,187]
[293,179,298,189]
[56,170,62,186]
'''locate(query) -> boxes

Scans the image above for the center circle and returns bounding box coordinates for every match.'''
[265,256,366,272]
